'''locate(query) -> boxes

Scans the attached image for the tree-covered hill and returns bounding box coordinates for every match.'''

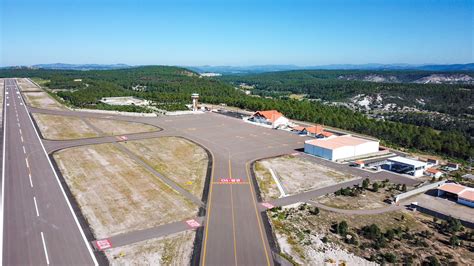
[1,66,472,160]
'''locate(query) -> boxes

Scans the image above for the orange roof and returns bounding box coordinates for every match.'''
[426,168,441,174]
[254,110,283,122]
[320,131,334,137]
[459,190,474,201]
[355,160,365,164]
[438,183,466,194]
[306,125,324,134]
[306,135,374,150]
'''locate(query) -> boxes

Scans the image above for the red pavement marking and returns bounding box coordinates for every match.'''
[95,239,112,251]
[261,202,274,209]
[115,136,128,141]
[186,219,201,228]
[219,178,242,183]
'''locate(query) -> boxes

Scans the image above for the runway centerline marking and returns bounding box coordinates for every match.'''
[22,146,26,154]
[33,197,39,216]
[28,173,33,188]
[20,136,24,143]
[25,158,29,168]
[41,232,50,265]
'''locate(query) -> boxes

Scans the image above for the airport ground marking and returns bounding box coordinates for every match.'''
[95,239,112,251]
[25,157,29,168]
[229,159,238,266]
[16,80,99,265]
[41,232,50,265]
[28,173,33,188]
[33,196,39,216]
[185,219,201,228]
[246,161,271,266]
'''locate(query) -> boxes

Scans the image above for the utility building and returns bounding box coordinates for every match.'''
[437,183,474,208]
[304,135,379,161]
[385,156,427,177]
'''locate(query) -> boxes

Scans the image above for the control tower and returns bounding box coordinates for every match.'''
[191,93,199,111]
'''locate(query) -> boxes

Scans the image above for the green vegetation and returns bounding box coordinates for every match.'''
[1,67,472,159]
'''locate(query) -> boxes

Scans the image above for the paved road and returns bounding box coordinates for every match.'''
[1,79,97,265]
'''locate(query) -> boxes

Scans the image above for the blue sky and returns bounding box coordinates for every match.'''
[0,0,472,66]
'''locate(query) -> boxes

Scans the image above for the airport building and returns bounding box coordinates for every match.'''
[385,156,427,177]
[437,183,474,208]
[304,135,379,161]
[248,110,289,128]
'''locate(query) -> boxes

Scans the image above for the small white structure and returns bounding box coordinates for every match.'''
[425,168,443,179]
[100,96,150,106]
[386,156,427,177]
[191,93,199,111]
[304,135,379,161]
[249,110,289,128]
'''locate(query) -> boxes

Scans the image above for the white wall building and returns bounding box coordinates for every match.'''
[386,156,428,177]
[304,135,379,161]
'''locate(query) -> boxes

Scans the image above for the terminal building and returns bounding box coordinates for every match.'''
[384,156,427,177]
[437,183,474,208]
[304,135,379,161]
[248,110,289,128]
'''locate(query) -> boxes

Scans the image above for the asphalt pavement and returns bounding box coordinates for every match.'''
[1,79,97,265]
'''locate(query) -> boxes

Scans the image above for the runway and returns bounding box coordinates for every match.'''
[1,79,97,265]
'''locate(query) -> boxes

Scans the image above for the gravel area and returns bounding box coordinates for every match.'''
[258,155,358,195]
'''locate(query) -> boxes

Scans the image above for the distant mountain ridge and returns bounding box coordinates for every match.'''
[2,62,473,72]
[188,63,474,74]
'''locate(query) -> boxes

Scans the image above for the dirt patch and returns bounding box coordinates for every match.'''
[54,143,197,239]
[258,155,357,195]
[122,137,208,198]
[33,113,99,140]
[85,118,158,136]
[105,231,195,265]
[268,204,473,265]
[23,91,65,110]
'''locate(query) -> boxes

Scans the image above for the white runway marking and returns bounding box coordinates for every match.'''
[19,129,22,135]
[20,136,24,143]
[40,232,50,265]
[25,158,29,168]
[33,197,39,216]
[22,146,26,154]
[28,173,33,188]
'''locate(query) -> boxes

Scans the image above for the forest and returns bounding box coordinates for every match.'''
[0,66,472,160]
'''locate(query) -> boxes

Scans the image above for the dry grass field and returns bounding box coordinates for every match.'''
[123,137,208,197]
[33,113,99,140]
[16,78,43,92]
[105,231,195,265]
[54,143,197,239]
